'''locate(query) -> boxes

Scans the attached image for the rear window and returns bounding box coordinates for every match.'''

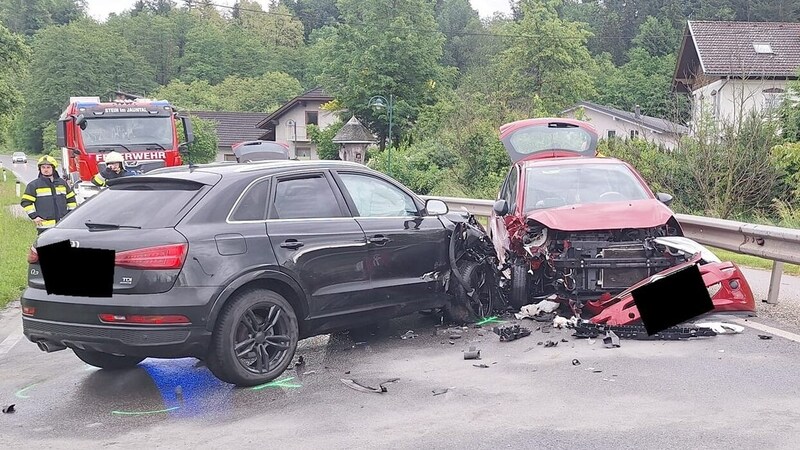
[58,182,207,229]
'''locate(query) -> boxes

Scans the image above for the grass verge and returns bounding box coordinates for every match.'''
[0,170,36,308]
[708,246,800,276]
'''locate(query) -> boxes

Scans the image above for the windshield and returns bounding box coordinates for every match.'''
[80,116,174,151]
[524,163,651,211]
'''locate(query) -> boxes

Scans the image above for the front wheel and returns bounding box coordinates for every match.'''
[73,349,144,370]
[207,289,299,387]
[509,261,530,310]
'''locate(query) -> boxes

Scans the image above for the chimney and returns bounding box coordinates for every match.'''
[634,104,641,118]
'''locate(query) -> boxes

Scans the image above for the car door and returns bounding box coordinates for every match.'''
[490,165,519,263]
[332,170,449,309]
[266,170,371,319]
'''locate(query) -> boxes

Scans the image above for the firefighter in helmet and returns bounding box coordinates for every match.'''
[20,155,78,234]
[92,151,132,187]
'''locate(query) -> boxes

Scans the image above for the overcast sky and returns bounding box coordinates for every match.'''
[84,0,513,21]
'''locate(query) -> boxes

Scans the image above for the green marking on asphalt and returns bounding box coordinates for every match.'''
[250,376,302,390]
[111,406,180,416]
[476,316,503,326]
[15,383,38,399]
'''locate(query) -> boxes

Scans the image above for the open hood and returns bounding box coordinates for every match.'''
[526,199,675,231]
[499,118,599,163]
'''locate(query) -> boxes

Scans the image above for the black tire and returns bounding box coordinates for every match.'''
[73,349,144,370]
[207,288,299,387]
[445,261,493,324]
[509,261,530,310]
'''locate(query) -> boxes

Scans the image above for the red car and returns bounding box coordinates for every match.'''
[488,118,755,325]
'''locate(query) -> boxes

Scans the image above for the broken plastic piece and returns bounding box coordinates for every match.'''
[464,346,481,360]
[758,335,772,340]
[544,340,558,348]
[432,388,450,396]
[603,330,621,348]
[2,404,15,414]
[572,359,581,366]
[515,300,560,320]
[695,322,745,334]
[401,330,418,340]
[493,324,532,342]
[340,378,399,394]
[473,364,490,368]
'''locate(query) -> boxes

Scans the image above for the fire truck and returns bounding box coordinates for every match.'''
[55,96,194,201]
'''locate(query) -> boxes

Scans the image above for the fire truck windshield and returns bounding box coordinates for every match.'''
[80,116,173,151]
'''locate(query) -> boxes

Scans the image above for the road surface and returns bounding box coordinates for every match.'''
[0,155,37,184]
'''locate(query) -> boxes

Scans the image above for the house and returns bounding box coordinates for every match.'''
[672,21,800,128]
[332,116,375,164]
[255,87,337,159]
[561,101,689,150]
[188,111,270,162]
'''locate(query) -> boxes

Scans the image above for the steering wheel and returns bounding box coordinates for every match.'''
[599,191,626,202]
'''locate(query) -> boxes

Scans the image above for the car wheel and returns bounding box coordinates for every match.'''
[207,288,299,387]
[73,349,145,370]
[509,261,530,310]
[445,260,494,324]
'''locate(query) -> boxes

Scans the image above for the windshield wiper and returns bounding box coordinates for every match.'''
[89,144,131,152]
[136,142,166,150]
[85,221,142,230]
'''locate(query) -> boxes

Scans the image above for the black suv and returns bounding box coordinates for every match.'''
[21,160,464,386]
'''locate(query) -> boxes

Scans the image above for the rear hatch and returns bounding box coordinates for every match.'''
[28,174,219,295]
[499,118,599,162]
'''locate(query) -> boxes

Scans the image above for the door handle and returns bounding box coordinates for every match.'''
[367,235,391,245]
[280,239,304,249]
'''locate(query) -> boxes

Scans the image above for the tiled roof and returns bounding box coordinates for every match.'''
[188,111,270,148]
[256,87,335,129]
[688,21,800,77]
[332,116,375,143]
[563,101,690,135]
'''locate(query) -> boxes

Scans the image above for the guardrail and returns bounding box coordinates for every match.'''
[423,195,800,305]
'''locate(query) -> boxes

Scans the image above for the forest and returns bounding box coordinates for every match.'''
[4,0,800,223]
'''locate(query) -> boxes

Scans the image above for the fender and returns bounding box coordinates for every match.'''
[205,267,310,332]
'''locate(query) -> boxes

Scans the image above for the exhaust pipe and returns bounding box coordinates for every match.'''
[36,340,67,353]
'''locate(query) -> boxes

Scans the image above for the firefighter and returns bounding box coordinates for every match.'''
[91,151,132,187]
[20,155,78,234]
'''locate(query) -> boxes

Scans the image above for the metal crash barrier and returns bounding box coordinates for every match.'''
[423,195,800,305]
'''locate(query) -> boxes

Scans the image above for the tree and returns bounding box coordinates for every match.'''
[434,0,483,72]
[0,24,28,118]
[152,79,218,110]
[308,120,344,160]
[212,72,303,112]
[309,0,450,148]
[19,18,156,152]
[631,16,681,58]
[280,0,339,41]
[0,0,85,36]
[107,11,181,85]
[180,18,228,84]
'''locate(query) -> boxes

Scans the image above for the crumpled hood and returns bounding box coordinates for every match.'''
[526,199,675,231]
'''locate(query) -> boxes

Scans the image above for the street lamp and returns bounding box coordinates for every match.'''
[368,94,394,175]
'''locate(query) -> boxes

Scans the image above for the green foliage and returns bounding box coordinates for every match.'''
[631,16,681,58]
[367,141,445,195]
[308,120,344,160]
[41,121,60,158]
[177,115,217,164]
[434,0,483,72]
[0,24,29,118]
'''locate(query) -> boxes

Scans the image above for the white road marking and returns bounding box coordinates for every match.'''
[0,323,24,356]
[731,318,800,344]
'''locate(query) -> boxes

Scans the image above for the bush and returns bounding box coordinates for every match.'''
[178,115,218,164]
[367,141,444,195]
[308,121,344,160]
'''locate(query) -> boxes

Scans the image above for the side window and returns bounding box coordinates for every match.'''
[498,168,512,201]
[507,166,519,211]
[271,175,344,219]
[230,179,270,221]
[338,173,418,217]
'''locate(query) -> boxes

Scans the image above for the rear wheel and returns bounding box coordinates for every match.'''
[509,261,530,310]
[73,349,144,370]
[207,289,299,387]
[445,261,495,324]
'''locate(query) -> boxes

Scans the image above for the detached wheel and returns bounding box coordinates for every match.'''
[73,349,144,370]
[509,262,530,310]
[445,261,494,324]
[207,289,299,387]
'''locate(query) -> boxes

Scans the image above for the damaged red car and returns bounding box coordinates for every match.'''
[488,118,756,325]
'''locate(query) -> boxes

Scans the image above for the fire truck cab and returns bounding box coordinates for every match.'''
[55,96,194,202]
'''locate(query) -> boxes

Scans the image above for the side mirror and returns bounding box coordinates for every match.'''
[180,116,195,150]
[56,119,69,147]
[425,199,448,216]
[493,199,509,216]
[656,192,673,206]
[76,114,87,130]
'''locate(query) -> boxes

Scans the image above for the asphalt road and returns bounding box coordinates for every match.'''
[0,154,37,184]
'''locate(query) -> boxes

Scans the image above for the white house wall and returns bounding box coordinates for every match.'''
[273,101,337,159]
[562,108,681,150]
[691,78,788,128]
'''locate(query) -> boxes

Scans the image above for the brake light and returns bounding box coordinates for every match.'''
[22,306,36,316]
[28,246,38,264]
[99,314,190,325]
[115,243,188,270]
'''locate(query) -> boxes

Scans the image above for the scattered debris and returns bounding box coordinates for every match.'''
[593,369,602,373]
[587,338,596,345]
[572,359,581,366]
[573,321,717,340]
[432,388,451,396]
[449,333,462,339]
[340,378,399,394]
[602,378,616,382]
[718,350,725,353]
[2,404,15,414]
[696,322,744,334]
[473,364,490,368]
[449,340,455,345]
[401,330,419,340]
[537,341,543,345]
[303,370,317,376]
[561,338,568,343]
[515,299,560,320]
[543,340,558,348]
[603,330,621,348]
[758,334,773,340]
[344,371,351,375]
[294,356,305,367]
[464,346,481,360]
[493,324,531,342]
[553,316,579,329]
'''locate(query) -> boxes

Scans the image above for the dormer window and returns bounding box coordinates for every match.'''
[753,43,773,54]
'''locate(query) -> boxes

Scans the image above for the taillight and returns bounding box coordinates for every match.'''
[99,314,190,325]
[28,246,38,264]
[22,306,36,316]
[115,243,188,270]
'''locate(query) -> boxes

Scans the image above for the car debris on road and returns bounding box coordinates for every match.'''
[340,378,399,394]
[493,324,531,341]
[463,346,481,360]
